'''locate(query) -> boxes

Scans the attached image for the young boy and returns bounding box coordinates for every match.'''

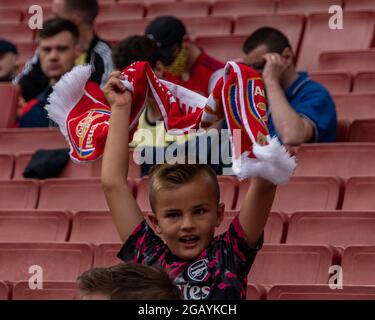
[101,72,277,300]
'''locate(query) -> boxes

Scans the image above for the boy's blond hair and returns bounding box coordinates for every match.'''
[148,164,220,212]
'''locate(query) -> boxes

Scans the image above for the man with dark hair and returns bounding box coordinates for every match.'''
[0,39,18,82]
[145,16,224,97]
[77,263,182,300]
[14,0,113,102]
[18,18,80,127]
[242,27,337,145]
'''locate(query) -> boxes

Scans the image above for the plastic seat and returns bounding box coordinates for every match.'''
[182,16,232,38]
[0,281,9,300]
[0,0,52,7]
[12,281,78,300]
[295,143,375,178]
[333,93,375,123]
[0,180,39,209]
[38,179,109,212]
[194,35,247,62]
[146,2,210,19]
[353,72,375,93]
[0,242,93,282]
[246,283,267,300]
[345,0,375,12]
[277,0,343,14]
[211,0,276,18]
[235,177,341,213]
[309,72,352,95]
[93,243,123,267]
[343,177,375,210]
[0,84,19,129]
[0,154,13,179]
[16,42,38,67]
[0,8,22,23]
[96,3,144,22]
[287,211,375,247]
[348,120,375,142]
[342,246,375,285]
[215,211,287,244]
[336,119,350,142]
[268,284,375,300]
[298,12,375,71]
[248,244,339,287]
[0,128,68,154]
[0,210,70,242]
[234,14,304,53]
[0,23,35,42]
[70,211,121,244]
[319,50,375,74]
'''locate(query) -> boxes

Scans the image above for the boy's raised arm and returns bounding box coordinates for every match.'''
[101,71,143,243]
[239,177,277,248]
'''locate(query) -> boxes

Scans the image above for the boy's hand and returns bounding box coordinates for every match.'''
[104,71,132,108]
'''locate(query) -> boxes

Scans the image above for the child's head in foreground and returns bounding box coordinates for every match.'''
[77,263,182,300]
[147,164,225,261]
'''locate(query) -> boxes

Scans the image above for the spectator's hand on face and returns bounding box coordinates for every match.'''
[261,53,288,86]
[104,71,132,109]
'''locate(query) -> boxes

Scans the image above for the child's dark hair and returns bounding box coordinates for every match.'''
[39,18,79,44]
[112,35,162,70]
[77,263,182,300]
[148,164,220,212]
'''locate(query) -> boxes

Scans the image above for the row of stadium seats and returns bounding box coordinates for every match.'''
[0,175,374,211]
[2,209,375,248]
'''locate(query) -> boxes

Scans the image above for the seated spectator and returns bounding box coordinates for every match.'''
[242,27,337,145]
[18,18,80,128]
[14,0,113,102]
[145,16,224,97]
[0,39,18,82]
[77,263,182,300]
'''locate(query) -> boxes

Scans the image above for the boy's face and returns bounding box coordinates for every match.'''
[148,175,224,260]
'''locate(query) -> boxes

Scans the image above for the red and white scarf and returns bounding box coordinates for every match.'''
[45,61,295,184]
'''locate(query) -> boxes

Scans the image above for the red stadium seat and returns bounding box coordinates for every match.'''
[277,0,343,14]
[70,211,122,244]
[15,42,38,67]
[235,177,341,212]
[345,0,375,12]
[93,243,123,267]
[286,211,375,247]
[333,93,375,123]
[0,84,19,129]
[268,285,375,300]
[0,23,35,42]
[97,3,144,22]
[0,210,70,242]
[0,8,22,23]
[298,12,375,71]
[211,0,276,18]
[38,179,109,212]
[146,2,210,19]
[182,16,232,38]
[0,242,93,282]
[309,72,352,95]
[0,0,52,7]
[0,180,39,210]
[348,120,375,142]
[234,14,304,53]
[353,72,375,93]
[13,281,78,300]
[342,246,375,285]
[336,119,350,142]
[318,49,375,74]
[343,177,375,210]
[194,35,247,62]
[0,154,13,179]
[246,283,267,300]
[295,143,375,178]
[215,211,287,244]
[0,128,67,154]
[0,281,9,300]
[247,244,340,287]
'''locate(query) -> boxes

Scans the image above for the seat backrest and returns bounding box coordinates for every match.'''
[342,246,375,285]
[336,119,350,142]
[277,0,343,14]
[0,242,93,282]
[0,84,19,128]
[287,211,375,247]
[309,72,352,95]
[0,281,9,300]
[0,8,22,23]
[247,244,339,286]
[182,16,232,38]
[0,154,13,179]
[298,12,375,70]
[353,72,375,93]
[12,281,78,300]
[246,283,267,300]
[96,3,144,22]
[0,180,39,209]
[333,93,375,122]
[70,211,121,244]
[348,120,375,143]
[212,0,276,17]
[147,2,210,18]
[343,177,375,210]
[345,0,375,12]
[38,179,109,211]
[0,23,35,42]
[93,243,123,267]
[0,210,70,242]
